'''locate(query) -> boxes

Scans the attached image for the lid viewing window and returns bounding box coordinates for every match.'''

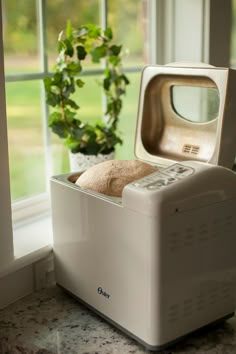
[141,74,219,163]
[171,86,220,123]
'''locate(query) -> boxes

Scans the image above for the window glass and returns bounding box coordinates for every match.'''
[107,0,148,66]
[6,81,46,200]
[2,0,40,74]
[51,134,70,176]
[115,72,141,160]
[171,86,219,123]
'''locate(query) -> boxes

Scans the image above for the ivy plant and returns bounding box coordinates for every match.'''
[44,22,130,155]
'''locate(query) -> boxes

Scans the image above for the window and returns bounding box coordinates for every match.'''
[3,0,149,209]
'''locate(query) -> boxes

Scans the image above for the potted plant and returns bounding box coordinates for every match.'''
[44,21,129,172]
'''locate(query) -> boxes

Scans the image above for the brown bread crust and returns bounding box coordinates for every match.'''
[75,159,157,197]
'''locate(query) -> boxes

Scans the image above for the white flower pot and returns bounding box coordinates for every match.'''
[69,151,115,173]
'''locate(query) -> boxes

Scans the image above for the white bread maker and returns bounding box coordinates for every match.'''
[51,64,236,351]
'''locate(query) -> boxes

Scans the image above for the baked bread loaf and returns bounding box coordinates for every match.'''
[75,159,157,197]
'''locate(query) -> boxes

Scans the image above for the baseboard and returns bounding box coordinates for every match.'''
[0,264,34,309]
[0,253,55,309]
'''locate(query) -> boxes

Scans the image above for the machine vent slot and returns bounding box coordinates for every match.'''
[167,304,179,323]
[168,231,181,252]
[196,293,205,311]
[167,282,234,326]
[208,286,218,305]
[183,298,193,317]
[198,223,209,242]
[211,215,234,239]
[167,215,235,253]
[183,144,200,155]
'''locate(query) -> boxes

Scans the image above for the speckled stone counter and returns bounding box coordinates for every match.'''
[1,286,236,354]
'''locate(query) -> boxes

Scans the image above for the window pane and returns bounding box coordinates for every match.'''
[107,0,148,66]
[6,81,46,200]
[46,0,100,70]
[51,75,103,175]
[2,0,40,74]
[115,72,141,160]
[51,135,70,176]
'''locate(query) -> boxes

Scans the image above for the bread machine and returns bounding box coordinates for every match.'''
[51,64,236,351]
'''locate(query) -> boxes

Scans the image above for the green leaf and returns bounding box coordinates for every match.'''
[121,74,130,85]
[104,67,112,78]
[84,24,101,39]
[86,143,100,155]
[117,88,125,96]
[46,92,61,107]
[66,61,82,74]
[57,40,64,53]
[108,55,120,66]
[109,45,122,56]
[48,111,62,126]
[76,79,85,88]
[64,136,80,152]
[104,27,113,40]
[90,44,107,63]
[52,72,63,86]
[66,98,79,109]
[76,45,87,60]
[43,76,52,91]
[66,20,73,40]
[103,77,111,90]
[48,112,68,138]
[70,127,85,140]
[63,109,78,125]
[64,38,74,57]
[52,123,68,138]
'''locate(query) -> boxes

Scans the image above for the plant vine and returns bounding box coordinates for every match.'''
[44,22,130,155]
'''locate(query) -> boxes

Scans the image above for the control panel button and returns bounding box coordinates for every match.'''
[165,164,194,179]
[131,163,194,190]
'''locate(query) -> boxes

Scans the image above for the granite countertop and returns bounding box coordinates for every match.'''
[1,285,236,354]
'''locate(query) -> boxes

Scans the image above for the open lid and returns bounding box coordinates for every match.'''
[134,63,236,169]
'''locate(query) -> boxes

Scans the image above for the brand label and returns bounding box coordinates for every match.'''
[97,287,110,299]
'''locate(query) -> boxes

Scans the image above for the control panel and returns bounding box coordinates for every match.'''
[132,163,194,191]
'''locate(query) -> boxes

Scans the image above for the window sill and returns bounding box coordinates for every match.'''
[0,214,53,278]
[14,214,53,258]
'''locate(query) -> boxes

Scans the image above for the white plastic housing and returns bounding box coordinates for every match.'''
[51,161,236,350]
